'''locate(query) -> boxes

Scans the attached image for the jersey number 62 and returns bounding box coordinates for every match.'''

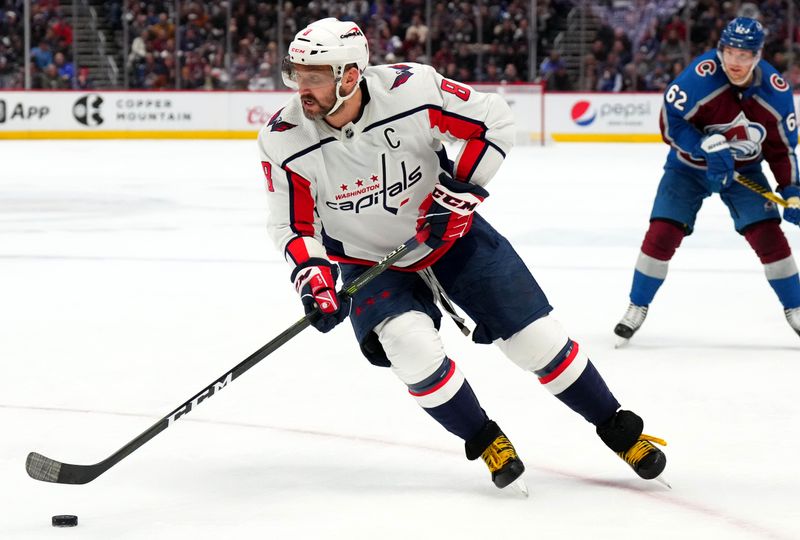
[665,84,688,111]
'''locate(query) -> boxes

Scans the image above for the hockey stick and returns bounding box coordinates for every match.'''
[733,173,789,208]
[26,235,420,485]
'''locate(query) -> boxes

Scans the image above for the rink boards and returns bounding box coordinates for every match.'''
[1,87,799,144]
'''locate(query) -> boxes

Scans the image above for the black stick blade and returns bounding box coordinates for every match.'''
[26,452,62,483]
[26,452,101,485]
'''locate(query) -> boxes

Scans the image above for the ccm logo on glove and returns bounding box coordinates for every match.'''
[431,184,484,215]
[417,173,489,249]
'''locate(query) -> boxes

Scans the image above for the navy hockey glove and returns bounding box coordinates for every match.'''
[779,185,800,226]
[291,258,351,333]
[416,173,489,249]
[698,134,735,193]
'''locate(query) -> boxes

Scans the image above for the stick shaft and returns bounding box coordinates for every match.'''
[733,173,788,207]
[26,236,420,484]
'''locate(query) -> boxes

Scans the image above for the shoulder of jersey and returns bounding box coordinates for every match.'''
[675,50,727,92]
[365,62,438,96]
[257,96,320,164]
[755,59,793,96]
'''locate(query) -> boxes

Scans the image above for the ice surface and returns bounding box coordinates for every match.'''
[1,140,798,539]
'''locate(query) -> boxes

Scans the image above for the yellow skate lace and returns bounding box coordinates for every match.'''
[617,434,667,466]
[481,435,518,473]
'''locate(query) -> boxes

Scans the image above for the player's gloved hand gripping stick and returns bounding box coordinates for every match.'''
[416,172,488,249]
[779,185,800,226]
[698,133,735,193]
[25,235,420,485]
[292,258,351,333]
[733,173,800,226]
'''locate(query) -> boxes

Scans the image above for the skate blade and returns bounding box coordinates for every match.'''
[654,475,672,489]
[509,477,529,497]
[614,337,630,349]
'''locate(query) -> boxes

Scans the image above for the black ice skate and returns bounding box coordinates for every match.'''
[786,307,800,337]
[596,410,668,485]
[465,420,527,495]
[614,303,649,347]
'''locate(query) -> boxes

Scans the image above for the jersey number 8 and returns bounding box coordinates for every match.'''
[665,84,688,111]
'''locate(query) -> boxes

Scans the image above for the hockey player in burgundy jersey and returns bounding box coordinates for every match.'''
[259,17,668,490]
[615,17,800,345]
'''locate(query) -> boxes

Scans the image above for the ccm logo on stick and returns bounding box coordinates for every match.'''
[167,373,233,425]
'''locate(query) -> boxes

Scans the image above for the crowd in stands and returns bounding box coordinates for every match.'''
[2,0,800,94]
[122,0,558,90]
[0,0,83,89]
[565,0,800,92]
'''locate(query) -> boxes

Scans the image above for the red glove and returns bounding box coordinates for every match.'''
[291,258,350,333]
[417,173,489,249]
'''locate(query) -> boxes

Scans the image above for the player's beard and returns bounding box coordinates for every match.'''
[300,90,336,120]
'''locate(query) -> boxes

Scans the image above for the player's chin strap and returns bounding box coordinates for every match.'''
[418,267,471,336]
[326,75,361,117]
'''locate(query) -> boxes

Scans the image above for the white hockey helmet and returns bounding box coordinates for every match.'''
[282,18,369,115]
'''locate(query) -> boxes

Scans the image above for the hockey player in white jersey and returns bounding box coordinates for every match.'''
[258,17,668,490]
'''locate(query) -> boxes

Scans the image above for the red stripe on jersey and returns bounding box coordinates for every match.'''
[538,342,580,385]
[287,170,315,237]
[456,139,487,182]
[285,236,311,265]
[428,109,485,142]
[408,360,456,397]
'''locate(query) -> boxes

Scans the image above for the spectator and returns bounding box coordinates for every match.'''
[548,63,573,91]
[539,50,565,80]
[53,51,73,86]
[248,62,275,91]
[660,27,688,65]
[34,62,64,89]
[31,40,53,70]
[501,62,520,83]
[483,61,502,83]
[76,66,93,89]
[405,11,428,46]
[596,54,623,92]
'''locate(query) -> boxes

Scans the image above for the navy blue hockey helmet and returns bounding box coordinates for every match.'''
[718,17,765,52]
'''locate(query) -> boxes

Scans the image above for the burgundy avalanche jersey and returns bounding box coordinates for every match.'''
[660,50,799,190]
[257,63,514,273]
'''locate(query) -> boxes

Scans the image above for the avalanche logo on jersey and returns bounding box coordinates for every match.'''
[388,64,414,90]
[268,108,297,132]
[770,73,789,92]
[706,112,766,160]
[571,100,596,126]
[695,60,716,77]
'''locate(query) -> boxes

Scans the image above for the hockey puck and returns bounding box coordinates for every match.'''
[52,515,78,527]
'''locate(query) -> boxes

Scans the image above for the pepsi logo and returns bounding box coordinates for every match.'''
[571,100,596,126]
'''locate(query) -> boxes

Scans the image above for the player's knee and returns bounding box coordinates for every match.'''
[743,221,791,263]
[641,219,685,260]
[497,315,569,372]
[375,311,446,384]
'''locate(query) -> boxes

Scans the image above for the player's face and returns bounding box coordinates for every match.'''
[292,65,337,120]
[720,46,757,85]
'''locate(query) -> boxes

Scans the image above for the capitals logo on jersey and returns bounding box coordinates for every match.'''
[268,108,296,132]
[706,111,766,159]
[388,64,414,90]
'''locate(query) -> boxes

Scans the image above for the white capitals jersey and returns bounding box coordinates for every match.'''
[257,62,514,273]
